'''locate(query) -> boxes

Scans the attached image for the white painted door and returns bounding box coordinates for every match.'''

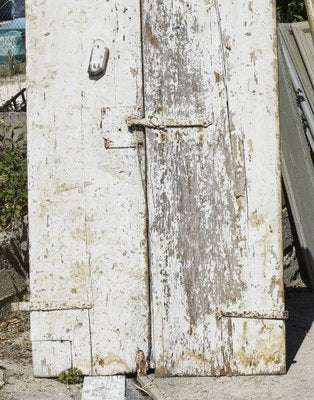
[27,0,149,377]
[142,0,286,377]
[27,0,285,378]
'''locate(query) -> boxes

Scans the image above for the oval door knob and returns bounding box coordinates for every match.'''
[88,38,109,78]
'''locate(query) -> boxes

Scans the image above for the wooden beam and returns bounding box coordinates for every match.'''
[304,0,314,41]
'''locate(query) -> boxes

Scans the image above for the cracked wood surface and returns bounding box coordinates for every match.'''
[27,0,284,378]
[27,0,149,376]
[143,0,285,376]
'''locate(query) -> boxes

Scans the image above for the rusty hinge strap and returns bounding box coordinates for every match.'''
[126,116,212,129]
[11,301,93,312]
[217,310,289,320]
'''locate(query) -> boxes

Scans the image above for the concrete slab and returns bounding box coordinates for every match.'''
[82,376,125,400]
[139,289,314,400]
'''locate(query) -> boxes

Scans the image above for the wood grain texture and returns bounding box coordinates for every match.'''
[27,0,149,376]
[304,0,314,40]
[32,341,72,378]
[291,22,314,87]
[79,0,149,375]
[28,0,285,378]
[27,0,93,375]
[280,24,314,110]
[31,310,92,375]
[143,0,285,376]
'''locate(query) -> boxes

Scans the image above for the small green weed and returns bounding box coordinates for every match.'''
[0,61,26,80]
[0,131,27,230]
[58,368,84,384]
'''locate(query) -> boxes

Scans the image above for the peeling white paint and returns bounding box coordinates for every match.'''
[27,0,284,378]
[143,0,285,376]
[27,0,149,377]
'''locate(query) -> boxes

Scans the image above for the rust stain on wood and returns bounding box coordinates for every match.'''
[145,23,160,49]
[94,353,129,371]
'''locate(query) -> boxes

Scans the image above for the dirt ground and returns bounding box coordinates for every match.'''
[0,311,82,400]
[0,73,26,106]
[0,311,149,400]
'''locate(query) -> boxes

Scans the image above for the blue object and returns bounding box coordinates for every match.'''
[0,1,25,64]
[0,28,25,64]
[0,17,25,31]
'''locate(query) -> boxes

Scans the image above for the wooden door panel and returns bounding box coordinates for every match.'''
[143,0,285,376]
[27,0,149,376]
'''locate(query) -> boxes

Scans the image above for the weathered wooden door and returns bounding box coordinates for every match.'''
[27,0,285,378]
[141,0,286,377]
[27,0,149,377]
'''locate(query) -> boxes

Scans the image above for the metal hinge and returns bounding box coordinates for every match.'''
[216,310,289,320]
[11,301,93,312]
[126,116,213,129]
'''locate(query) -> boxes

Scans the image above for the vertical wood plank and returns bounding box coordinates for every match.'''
[79,0,149,375]
[26,0,93,375]
[27,0,149,376]
[216,0,286,375]
[27,0,90,305]
[143,0,242,376]
[143,0,285,376]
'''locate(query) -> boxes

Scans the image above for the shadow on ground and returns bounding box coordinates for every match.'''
[286,284,314,370]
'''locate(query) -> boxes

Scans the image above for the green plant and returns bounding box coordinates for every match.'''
[295,88,309,127]
[8,51,15,76]
[0,130,27,230]
[295,88,305,107]
[58,368,84,384]
[277,0,307,22]
[0,63,26,80]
